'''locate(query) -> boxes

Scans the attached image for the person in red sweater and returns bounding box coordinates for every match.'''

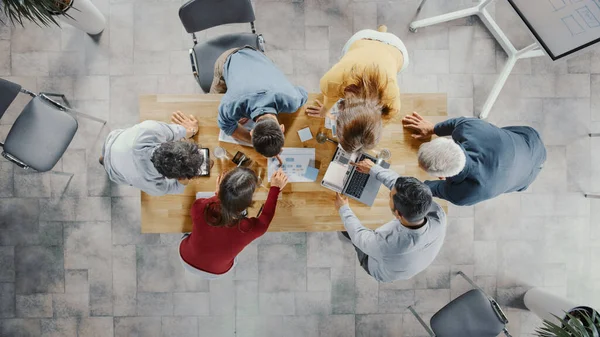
[179,167,289,278]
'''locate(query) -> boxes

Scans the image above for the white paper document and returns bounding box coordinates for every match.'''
[268,148,316,183]
[218,120,255,147]
[195,192,215,199]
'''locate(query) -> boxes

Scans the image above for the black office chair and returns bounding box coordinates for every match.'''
[0,78,106,172]
[178,0,265,93]
[408,271,513,337]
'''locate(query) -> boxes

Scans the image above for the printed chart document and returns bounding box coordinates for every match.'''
[268,148,316,183]
[218,120,254,147]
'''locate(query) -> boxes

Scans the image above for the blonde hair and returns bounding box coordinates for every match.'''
[336,65,392,152]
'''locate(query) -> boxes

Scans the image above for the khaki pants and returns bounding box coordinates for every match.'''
[209,45,263,94]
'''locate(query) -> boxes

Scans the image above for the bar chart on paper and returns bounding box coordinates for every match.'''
[267,148,316,183]
[508,0,600,59]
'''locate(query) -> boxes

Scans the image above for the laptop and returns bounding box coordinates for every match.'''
[321,145,390,206]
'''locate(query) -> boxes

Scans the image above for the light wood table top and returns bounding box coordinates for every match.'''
[140,93,448,233]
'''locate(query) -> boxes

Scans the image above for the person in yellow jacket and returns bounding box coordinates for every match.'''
[307,25,409,152]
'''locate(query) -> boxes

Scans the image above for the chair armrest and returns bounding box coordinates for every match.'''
[2,151,29,169]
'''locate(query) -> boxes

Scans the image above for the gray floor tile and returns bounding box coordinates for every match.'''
[15,246,64,294]
[137,245,186,293]
[64,270,89,294]
[377,289,414,314]
[236,281,258,317]
[162,316,198,337]
[236,315,283,337]
[52,293,89,317]
[16,294,52,318]
[413,265,451,289]
[258,244,306,292]
[64,221,111,270]
[413,289,450,313]
[354,266,378,314]
[14,172,51,198]
[258,292,295,315]
[0,283,15,318]
[114,317,161,337]
[173,292,209,316]
[136,292,173,316]
[295,291,331,315]
[234,244,259,281]
[197,315,235,337]
[77,317,113,337]
[112,197,159,245]
[0,318,41,337]
[433,217,474,265]
[307,267,331,292]
[112,244,136,316]
[0,246,15,282]
[40,318,77,337]
[318,314,355,337]
[355,314,403,337]
[281,316,320,337]
[209,275,236,316]
[255,2,305,50]
[133,3,182,52]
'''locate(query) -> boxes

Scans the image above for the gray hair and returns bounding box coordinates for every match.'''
[418,137,466,178]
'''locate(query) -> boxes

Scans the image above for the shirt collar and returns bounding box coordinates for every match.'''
[250,107,277,120]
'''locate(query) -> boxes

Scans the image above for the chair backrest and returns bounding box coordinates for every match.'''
[0,78,22,120]
[178,0,255,33]
[431,289,506,337]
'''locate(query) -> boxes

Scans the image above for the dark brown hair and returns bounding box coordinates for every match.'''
[336,65,392,152]
[252,117,284,158]
[204,167,258,228]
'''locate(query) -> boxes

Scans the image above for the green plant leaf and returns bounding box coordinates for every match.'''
[0,0,63,27]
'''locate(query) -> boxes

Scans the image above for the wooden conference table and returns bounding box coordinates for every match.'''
[140,93,448,233]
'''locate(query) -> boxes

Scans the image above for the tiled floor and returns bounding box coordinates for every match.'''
[1,0,599,336]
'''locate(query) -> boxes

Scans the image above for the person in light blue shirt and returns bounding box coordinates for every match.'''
[211,46,308,160]
[334,159,447,282]
[100,111,206,196]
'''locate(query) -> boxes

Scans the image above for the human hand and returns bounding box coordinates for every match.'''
[351,159,375,174]
[238,117,250,125]
[306,99,326,118]
[270,169,289,189]
[402,112,435,140]
[275,154,283,167]
[171,111,198,138]
[334,193,349,210]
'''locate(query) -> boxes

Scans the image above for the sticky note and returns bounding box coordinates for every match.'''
[304,166,319,181]
[298,127,313,142]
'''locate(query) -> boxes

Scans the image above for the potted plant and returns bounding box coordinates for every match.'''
[536,308,600,337]
[1,0,105,35]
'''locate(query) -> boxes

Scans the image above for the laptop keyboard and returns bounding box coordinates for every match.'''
[345,155,372,199]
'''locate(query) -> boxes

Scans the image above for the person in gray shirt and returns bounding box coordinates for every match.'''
[402,112,547,206]
[334,159,447,282]
[100,111,206,196]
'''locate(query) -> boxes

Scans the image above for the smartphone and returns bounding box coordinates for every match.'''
[198,148,210,176]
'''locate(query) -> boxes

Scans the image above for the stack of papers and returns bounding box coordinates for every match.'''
[218,120,254,147]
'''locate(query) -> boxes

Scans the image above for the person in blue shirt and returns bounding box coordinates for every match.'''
[211,46,308,161]
[402,112,547,206]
